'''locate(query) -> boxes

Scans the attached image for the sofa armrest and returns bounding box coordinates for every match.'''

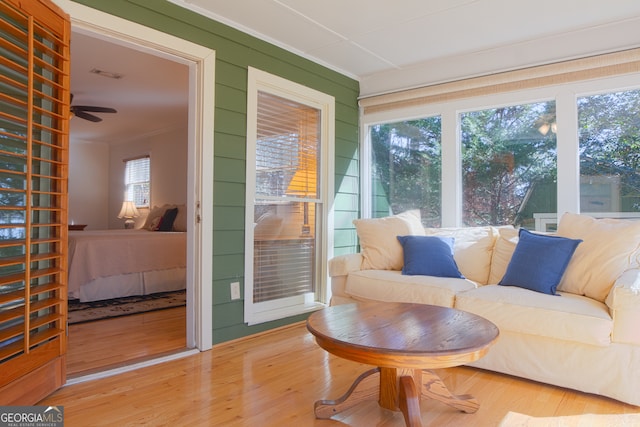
[328,253,363,304]
[328,253,364,277]
[605,268,640,345]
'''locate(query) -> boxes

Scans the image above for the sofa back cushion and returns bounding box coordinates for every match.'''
[557,212,640,302]
[425,226,497,285]
[488,226,519,284]
[353,210,425,270]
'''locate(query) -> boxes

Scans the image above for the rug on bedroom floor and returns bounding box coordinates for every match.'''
[68,290,186,325]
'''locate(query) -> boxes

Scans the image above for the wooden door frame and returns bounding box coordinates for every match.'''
[54,0,215,350]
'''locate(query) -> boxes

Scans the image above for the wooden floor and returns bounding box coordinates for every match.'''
[43,319,639,426]
[66,306,187,377]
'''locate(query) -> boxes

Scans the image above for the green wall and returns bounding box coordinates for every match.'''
[72,0,360,344]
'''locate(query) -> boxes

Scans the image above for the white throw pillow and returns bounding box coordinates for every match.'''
[488,226,519,284]
[143,204,170,230]
[353,210,425,271]
[173,204,188,231]
[557,212,640,302]
[425,226,498,285]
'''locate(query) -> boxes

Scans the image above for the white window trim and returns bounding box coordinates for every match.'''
[361,72,640,227]
[244,67,335,326]
[59,0,216,351]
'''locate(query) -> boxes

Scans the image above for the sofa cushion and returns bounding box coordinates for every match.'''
[455,285,613,347]
[345,269,477,308]
[425,226,496,285]
[499,229,582,295]
[397,235,464,278]
[353,210,425,271]
[488,226,519,284]
[557,213,640,302]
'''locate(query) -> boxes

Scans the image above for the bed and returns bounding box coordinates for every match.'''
[68,229,187,302]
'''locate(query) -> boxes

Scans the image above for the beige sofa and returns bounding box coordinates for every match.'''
[328,211,640,406]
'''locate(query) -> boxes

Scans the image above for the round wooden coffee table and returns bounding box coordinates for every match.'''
[306,302,499,427]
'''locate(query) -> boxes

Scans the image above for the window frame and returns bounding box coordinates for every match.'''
[244,67,335,325]
[123,155,150,208]
[362,72,640,228]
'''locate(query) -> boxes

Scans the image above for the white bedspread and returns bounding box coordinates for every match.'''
[68,229,186,298]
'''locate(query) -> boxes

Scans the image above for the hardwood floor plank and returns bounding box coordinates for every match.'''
[67,306,186,377]
[43,322,639,426]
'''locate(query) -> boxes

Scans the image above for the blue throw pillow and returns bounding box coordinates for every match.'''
[499,229,582,295]
[397,235,464,278]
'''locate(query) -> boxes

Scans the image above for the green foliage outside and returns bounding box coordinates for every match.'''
[579,90,640,211]
[370,89,640,228]
[370,117,442,226]
[461,101,557,227]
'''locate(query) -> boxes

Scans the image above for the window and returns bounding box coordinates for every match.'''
[245,68,334,325]
[369,118,442,226]
[362,66,640,230]
[124,156,150,207]
[460,101,557,228]
[578,89,640,217]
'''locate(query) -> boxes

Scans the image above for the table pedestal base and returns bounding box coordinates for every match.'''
[314,367,479,427]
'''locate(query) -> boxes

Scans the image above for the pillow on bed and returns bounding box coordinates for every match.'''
[144,205,170,230]
[173,205,187,231]
[157,207,179,231]
[149,216,162,230]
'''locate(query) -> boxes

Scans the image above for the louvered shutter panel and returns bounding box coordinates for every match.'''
[0,0,70,404]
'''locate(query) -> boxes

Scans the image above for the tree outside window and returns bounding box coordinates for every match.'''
[369,118,442,227]
[578,89,640,214]
[460,101,557,228]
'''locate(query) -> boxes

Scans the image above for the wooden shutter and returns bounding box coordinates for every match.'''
[0,0,70,404]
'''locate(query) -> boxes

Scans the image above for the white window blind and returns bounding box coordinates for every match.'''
[124,156,150,207]
[244,67,335,325]
[253,91,319,303]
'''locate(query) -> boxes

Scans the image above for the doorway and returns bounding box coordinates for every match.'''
[61,0,215,378]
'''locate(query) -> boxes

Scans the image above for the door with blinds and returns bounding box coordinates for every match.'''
[0,0,70,404]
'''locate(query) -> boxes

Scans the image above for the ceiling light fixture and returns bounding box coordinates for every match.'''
[90,68,124,79]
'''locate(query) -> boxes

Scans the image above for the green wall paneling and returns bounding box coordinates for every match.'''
[72,0,360,344]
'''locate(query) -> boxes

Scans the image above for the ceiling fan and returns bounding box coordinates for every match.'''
[70,93,117,122]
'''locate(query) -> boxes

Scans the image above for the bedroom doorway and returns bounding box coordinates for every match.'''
[61,0,214,379]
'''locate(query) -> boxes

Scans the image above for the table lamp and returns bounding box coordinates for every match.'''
[117,201,140,229]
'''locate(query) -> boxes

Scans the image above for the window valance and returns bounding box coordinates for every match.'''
[360,48,640,115]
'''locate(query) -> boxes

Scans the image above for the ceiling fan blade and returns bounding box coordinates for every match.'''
[74,110,103,122]
[72,106,117,113]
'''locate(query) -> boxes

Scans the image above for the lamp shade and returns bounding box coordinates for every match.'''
[117,201,140,219]
[286,157,317,198]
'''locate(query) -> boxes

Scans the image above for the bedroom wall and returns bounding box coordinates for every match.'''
[70,0,361,345]
[107,125,189,230]
[68,140,109,230]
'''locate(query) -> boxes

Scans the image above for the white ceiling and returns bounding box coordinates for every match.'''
[172,0,640,96]
[69,32,189,144]
[70,1,640,142]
